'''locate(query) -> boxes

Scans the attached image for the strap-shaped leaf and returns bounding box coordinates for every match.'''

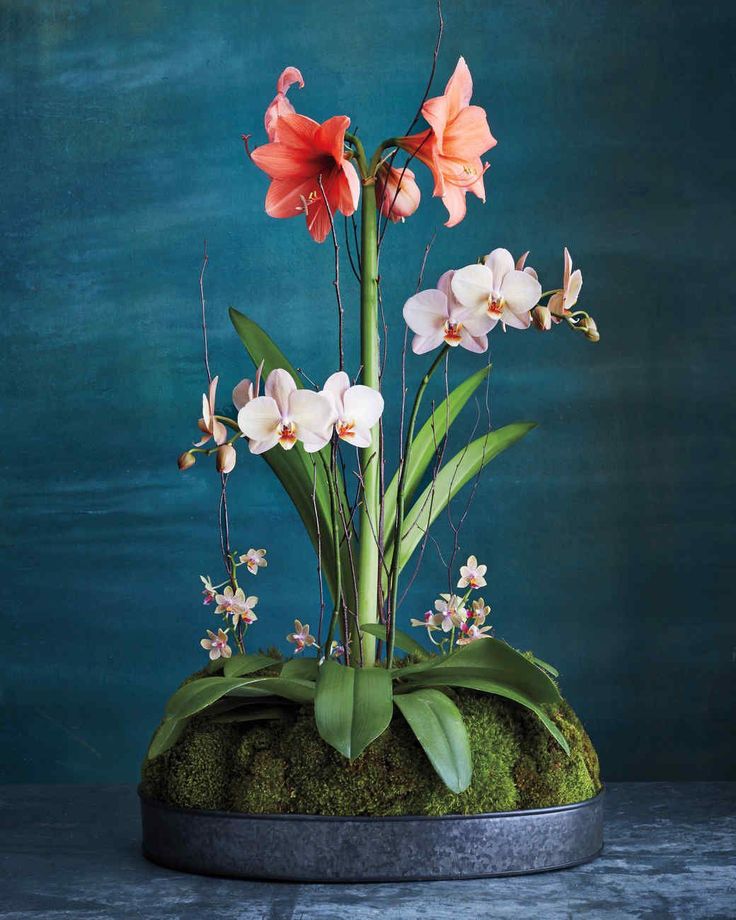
[385,423,536,579]
[223,653,279,678]
[147,717,187,760]
[394,688,472,793]
[531,655,560,678]
[360,622,427,657]
[165,675,314,720]
[225,676,316,704]
[314,660,393,759]
[280,658,320,680]
[383,364,492,546]
[211,705,291,724]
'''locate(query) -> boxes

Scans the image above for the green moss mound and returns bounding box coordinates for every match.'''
[141,672,601,816]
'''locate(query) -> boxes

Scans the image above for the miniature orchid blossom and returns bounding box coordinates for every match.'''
[458,555,487,590]
[200,628,232,660]
[410,609,437,630]
[200,575,218,605]
[456,622,493,645]
[375,164,421,222]
[433,594,468,632]
[403,270,490,355]
[548,248,583,322]
[321,372,385,447]
[451,249,542,332]
[287,619,318,653]
[250,100,360,242]
[471,598,491,622]
[214,586,258,627]
[398,57,496,227]
[238,369,333,454]
[240,548,267,575]
[264,67,304,142]
[194,376,227,447]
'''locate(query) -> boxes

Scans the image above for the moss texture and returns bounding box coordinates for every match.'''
[141,671,601,816]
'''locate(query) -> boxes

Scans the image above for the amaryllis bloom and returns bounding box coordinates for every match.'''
[250,107,360,243]
[214,586,258,627]
[456,622,493,645]
[264,67,304,142]
[397,57,496,227]
[200,575,218,605]
[240,548,267,575]
[287,619,318,653]
[194,376,227,447]
[548,248,583,322]
[433,594,468,633]
[375,164,421,222]
[200,628,232,660]
[457,555,487,589]
[403,270,490,355]
[451,248,542,332]
[321,371,384,448]
[238,369,333,454]
[216,443,237,474]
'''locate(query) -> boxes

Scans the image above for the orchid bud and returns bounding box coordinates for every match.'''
[178,451,196,470]
[532,305,552,331]
[216,443,237,474]
[375,164,421,222]
[583,316,600,342]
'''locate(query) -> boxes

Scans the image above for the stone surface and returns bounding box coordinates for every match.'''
[0,783,734,918]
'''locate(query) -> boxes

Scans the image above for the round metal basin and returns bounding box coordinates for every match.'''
[140,787,604,881]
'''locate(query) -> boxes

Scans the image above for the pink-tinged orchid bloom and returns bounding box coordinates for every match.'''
[457,555,487,589]
[200,628,232,660]
[456,622,493,645]
[237,369,333,454]
[321,371,384,448]
[397,57,496,227]
[375,164,421,222]
[194,376,227,447]
[200,575,218,605]
[548,247,583,322]
[214,586,258,627]
[451,248,542,332]
[471,598,491,623]
[264,67,304,142]
[403,270,491,355]
[250,108,360,243]
[432,594,468,633]
[232,360,264,412]
[287,619,318,653]
[240,548,267,575]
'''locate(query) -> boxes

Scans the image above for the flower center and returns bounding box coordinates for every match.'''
[488,294,505,316]
[462,163,477,176]
[443,321,463,345]
[336,419,356,439]
[278,421,297,448]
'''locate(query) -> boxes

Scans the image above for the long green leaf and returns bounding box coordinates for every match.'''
[394,688,472,793]
[360,622,427,657]
[211,705,291,724]
[531,655,560,678]
[314,660,393,759]
[226,676,315,704]
[165,675,315,720]
[223,653,279,678]
[280,658,320,680]
[384,364,492,546]
[147,717,186,760]
[385,423,536,577]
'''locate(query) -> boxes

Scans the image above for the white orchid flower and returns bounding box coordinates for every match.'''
[457,555,487,589]
[237,368,333,454]
[214,586,258,627]
[548,247,582,322]
[433,594,468,632]
[200,628,232,660]
[451,248,542,332]
[403,270,491,355]
[321,371,384,448]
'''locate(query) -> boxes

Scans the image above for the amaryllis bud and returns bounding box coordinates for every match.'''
[532,305,552,331]
[178,451,196,470]
[375,164,421,222]
[216,443,237,474]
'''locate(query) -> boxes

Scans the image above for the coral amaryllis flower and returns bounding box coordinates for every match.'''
[287,619,318,653]
[200,628,232,660]
[548,247,583,323]
[375,164,421,222]
[264,67,304,142]
[194,376,227,447]
[451,248,542,331]
[397,57,496,227]
[457,555,487,589]
[321,371,384,448]
[250,111,360,243]
[403,270,490,355]
[238,369,333,454]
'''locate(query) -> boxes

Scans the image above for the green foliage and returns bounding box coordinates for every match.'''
[141,687,601,816]
[360,622,427,656]
[223,653,280,678]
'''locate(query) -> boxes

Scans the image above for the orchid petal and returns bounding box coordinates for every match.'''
[265,369,297,416]
[567,268,583,308]
[483,249,515,286]
[238,395,281,440]
[403,289,448,335]
[232,379,254,411]
[343,385,384,429]
[500,269,542,314]
[411,331,446,354]
[451,263,493,311]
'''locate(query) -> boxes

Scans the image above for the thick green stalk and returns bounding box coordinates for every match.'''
[355,177,380,666]
[386,345,448,665]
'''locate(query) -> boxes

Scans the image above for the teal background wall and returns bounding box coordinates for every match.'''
[2,0,734,783]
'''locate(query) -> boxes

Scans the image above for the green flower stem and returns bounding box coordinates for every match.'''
[386,345,449,666]
[325,447,344,656]
[355,167,381,666]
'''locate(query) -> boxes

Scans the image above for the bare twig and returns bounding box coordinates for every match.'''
[318,174,345,371]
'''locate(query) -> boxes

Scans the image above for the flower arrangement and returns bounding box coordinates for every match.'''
[148,37,599,797]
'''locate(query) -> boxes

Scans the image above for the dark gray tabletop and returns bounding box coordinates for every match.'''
[1,783,734,919]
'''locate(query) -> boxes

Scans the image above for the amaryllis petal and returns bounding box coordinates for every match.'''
[265,175,318,218]
[441,183,469,228]
[315,115,351,164]
[264,67,305,142]
[443,56,474,119]
[251,141,317,181]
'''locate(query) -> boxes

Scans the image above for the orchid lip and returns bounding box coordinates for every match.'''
[443,320,463,345]
[337,419,356,439]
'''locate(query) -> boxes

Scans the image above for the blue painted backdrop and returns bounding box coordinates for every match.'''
[2,0,734,783]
